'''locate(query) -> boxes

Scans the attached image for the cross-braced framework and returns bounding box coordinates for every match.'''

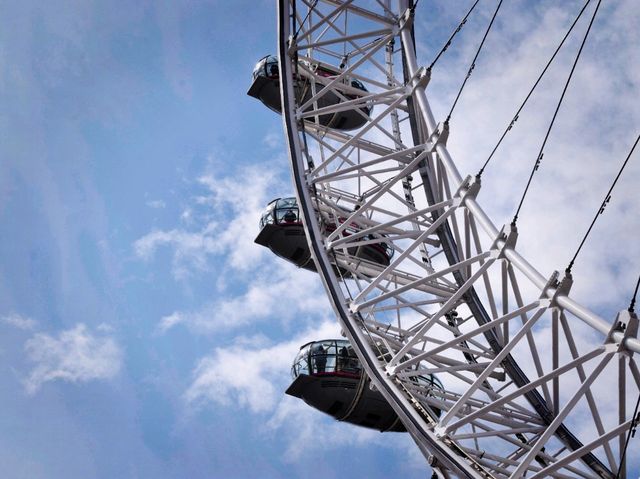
[276,1,639,477]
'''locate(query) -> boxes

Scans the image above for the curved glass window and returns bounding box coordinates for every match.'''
[350,78,366,92]
[291,339,362,378]
[258,199,277,228]
[252,55,279,81]
[259,197,300,229]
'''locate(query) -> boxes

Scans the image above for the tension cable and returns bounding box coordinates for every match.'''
[446,0,503,125]
[629,273,640,314]
[293,0,319,40]
[477,0,592,178]
[428,0,480,71]
[566,133,640,274]
[511,0,602,227]
[615,387,640,479]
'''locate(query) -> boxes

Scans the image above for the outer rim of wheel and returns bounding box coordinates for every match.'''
[277,4,488,477]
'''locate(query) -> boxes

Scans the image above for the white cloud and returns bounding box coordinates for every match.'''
[264,396,425,473]
[145,199,166,209]
[180,207,193,224]
[134,163,286,279]
[23,323,123,395]
[96,322,115,333]
[266,397,385,459]
[421,0,640,314]
[183,319,425,471]
[193,166,283,271]
[133,228,220,279]
[158,265,328,333]
[1,313,38,331]
[184,320,341,413]
[263,132,281,149]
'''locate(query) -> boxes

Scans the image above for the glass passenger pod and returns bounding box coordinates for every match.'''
[247,55,372,131]
[254,197,394,271]
[254,197,314,271]
[286,339,444,432]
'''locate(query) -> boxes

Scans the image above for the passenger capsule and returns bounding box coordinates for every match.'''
[247,55,372,131]
[254,197,393,271]
[286,339,444,432]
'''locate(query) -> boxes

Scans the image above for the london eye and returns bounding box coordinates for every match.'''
[249,1,640,477]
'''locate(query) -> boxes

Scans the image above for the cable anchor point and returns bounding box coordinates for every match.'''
[606,309,639,352]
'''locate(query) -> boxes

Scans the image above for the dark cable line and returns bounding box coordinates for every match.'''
[629,273,640,313]
[477,0,592,178]
[293,0,319,40]
[615,392,640,479]
[340,36,383,67]
[428,0,481,71]
[446,0,503,125]
[511,0,602,227]
[566,133,640,274]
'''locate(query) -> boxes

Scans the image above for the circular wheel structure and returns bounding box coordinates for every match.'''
[276,1,639,477]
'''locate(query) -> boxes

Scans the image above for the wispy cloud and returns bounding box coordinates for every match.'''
[134,163,285,279]
[134,228,220,279]
[262,132,282,149]
[1,313,38,331]
[145,199,166,209]
[23,323,123,395]
[420,0,640,312]
[158,265,327,333]
[182,319,422,469]
[183,320,341,413]
[156,2,192,100]
[265,396,422,469]
[184,321,424,469]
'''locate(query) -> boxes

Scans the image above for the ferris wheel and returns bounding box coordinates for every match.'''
[251,1,639,477]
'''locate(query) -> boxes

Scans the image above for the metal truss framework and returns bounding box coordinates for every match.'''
[276,1,639,477]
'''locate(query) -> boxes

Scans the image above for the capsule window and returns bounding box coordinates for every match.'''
[259,206,276,229]
[275,208,299,224]
[253,55,279,81]
[351,78,366,91]
[276,197,297,209]
[274,197,300,224]
[291,346,311,378]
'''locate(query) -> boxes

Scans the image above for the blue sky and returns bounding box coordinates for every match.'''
[1,1,638,478]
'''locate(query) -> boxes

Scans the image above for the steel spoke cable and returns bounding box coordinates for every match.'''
[566,133,640,274]
[445,0,503,125]
[428,0,481,71]
[615,389,640,479]
[477,0,592,178]
[629,273,640,313]
[340,35,384,68]
[293,0,319,40]
[511,0,602,227]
